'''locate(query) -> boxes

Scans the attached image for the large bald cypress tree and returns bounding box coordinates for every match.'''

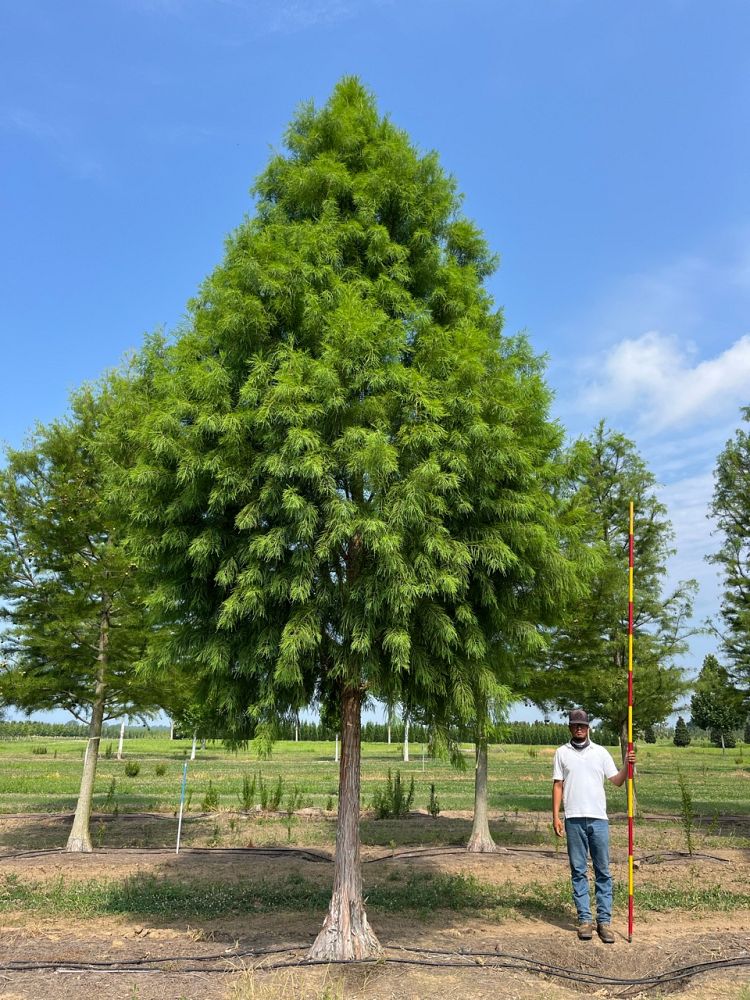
[116,79,581,958]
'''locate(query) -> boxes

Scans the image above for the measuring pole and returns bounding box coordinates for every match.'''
[627,501,635,942]
[176,760,188,855]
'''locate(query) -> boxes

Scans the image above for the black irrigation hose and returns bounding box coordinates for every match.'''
[0,949,748,989]
[0,844,733,867]
[0,846,332,863]
[636,851,729,864]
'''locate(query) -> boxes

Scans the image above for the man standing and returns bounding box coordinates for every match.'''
[552,709,636,943]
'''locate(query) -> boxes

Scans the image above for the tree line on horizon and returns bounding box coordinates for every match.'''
[1,78,748,959]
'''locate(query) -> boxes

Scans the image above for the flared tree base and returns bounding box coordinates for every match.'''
[308,889,382,961]
[65,834,93,853]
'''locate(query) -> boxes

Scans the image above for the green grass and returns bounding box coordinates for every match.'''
[0,737,746,823]
[0,870,746,920]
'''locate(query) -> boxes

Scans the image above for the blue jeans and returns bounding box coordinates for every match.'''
[564,817,612,924]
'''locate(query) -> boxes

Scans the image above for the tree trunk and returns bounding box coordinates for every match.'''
[66,608,108,852]
[308,686,380,960]
[190,732,197,761]
[116,718,126,761]
[387,722,391,745]
[402,716,410,763]
[467,735,498,853]
[334,732,340,762]
[295,717,299,743]
[170,721,175,740]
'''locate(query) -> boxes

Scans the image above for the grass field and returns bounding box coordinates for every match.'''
[0,736,747,818]
[0,737,748,999]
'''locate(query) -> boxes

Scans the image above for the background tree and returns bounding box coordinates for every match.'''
[709,407,750,696]
[690,654,744,752]
[643,724,656,744]
[531,423,695,759]
[673,716,691,747]
[0,386,163,851]
[114,78,584,959]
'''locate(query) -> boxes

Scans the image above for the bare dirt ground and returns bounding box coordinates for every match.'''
[0,834,748,1000]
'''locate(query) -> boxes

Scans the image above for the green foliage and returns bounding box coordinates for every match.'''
[372,768,414,819]
[31,746,47,755]
[155,764,167,776]
[286,785,303,814]
[269,774,284,811]
[238,773,257,811]
[691,655,744,750]
[535,424,695,742]
[745,717,750,744]
[673,716,691,747]
[427,782,440,818]
[643,725,656,744]
[710,729,737,750]
[709,408,750,688]
[123,761,140,778]
[102,777,119,816]
[104,743,113,759]
[0,386,165,727]
[201,780,220,812]
[114,76,586,754]
[0,721,164,739]
[258,775,270,811]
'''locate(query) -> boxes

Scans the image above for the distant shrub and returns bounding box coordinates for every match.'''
[259,774,269,810]
[155,763,167,776]
[710,730,737,749]
[673,717,691,747]
[238,773,257,811]
[104,743,113,759]
[32,746,47,755]
[372,769,414,819]
[427,783,440,818]
[103,777,118,816]
[124,761,140,777]
[286,785,303,815]
[201,780,220,812]
[269,775,284,811]
[644,725,656,744]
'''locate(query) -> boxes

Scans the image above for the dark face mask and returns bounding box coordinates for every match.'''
[570,729,590,750]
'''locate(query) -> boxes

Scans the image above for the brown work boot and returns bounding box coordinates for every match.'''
[576,921,593,940]
[597,922,615,943]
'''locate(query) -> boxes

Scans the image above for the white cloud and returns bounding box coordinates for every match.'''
[580,331,750,434]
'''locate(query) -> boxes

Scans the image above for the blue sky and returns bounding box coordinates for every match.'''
[2,0,749,724]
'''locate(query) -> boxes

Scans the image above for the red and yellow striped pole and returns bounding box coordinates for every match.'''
[627,500,635,942]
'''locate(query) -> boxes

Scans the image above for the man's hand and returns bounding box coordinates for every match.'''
[626,749,637,766]
[553,817,564,838]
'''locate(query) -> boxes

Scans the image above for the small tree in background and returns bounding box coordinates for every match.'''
[709,728,737,750]
[690,654,744,753]
[643,724,656,744]
[0,386,164,852]
[709,408,750,693]
[673,716,691,747]
[744,717,750,744]
[533,424,695,760]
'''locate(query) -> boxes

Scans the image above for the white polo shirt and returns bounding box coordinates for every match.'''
[552,742,619,820]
